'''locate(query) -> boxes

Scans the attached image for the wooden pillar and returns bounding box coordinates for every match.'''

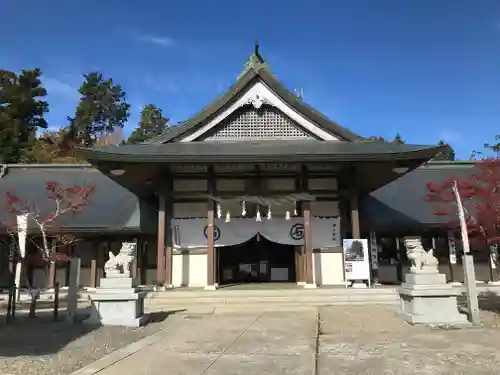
[294,246,300,283]
[156,194,166,285]
[304,204,314,286]
[206,166,216,289]
[89,240,98,288]
[131,239,138,280]
[206,204,215,288]
[297,245,306,283]
[165,176,173,287]
[350,192,360,239]
[140,240,147,285]
[396,237,404,282]
[299,165,314,287]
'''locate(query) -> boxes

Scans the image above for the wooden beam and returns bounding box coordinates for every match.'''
[156,194,166,285]
[172,189,341,199]
[170,171,341,179]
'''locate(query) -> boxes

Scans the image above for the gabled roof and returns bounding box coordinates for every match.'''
[145,51,363,144]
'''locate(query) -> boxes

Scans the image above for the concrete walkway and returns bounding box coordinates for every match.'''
[73,308,317,375]
[72,306,500,375]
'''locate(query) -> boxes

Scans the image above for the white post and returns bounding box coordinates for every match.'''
[15,214,28,301]
[452,181,480,324]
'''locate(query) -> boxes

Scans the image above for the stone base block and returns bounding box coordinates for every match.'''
[85,291,148,327]
[351,281,367,289]
[404,273,447,285]
[99,277,137,289]
[399,281,469,326]
[304,283,317,289]
[204,285,217,291]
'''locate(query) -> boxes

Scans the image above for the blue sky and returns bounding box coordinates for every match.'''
[1,0,499,159]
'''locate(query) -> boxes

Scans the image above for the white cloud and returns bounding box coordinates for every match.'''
[43,76,78,98]
[133,33,175,48]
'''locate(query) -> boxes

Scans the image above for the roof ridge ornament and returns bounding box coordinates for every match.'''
[237,40,269,79]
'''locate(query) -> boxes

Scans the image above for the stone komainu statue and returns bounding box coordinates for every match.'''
[404,237,439,273]
[104,242,137,278]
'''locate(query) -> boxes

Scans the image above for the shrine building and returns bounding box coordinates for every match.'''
[0,47,492,290]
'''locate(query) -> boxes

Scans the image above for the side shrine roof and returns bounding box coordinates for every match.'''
[0,164,157,234]
[361,161,477,231]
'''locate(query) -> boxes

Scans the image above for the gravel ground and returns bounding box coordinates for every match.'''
[0,309,168,375]
[318,305,500,374]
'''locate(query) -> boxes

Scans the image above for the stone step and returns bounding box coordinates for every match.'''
[146,287,400,299]
[147,301,400,313]
[144,288,400,308]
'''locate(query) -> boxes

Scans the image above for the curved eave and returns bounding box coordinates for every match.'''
[77,146,444,164]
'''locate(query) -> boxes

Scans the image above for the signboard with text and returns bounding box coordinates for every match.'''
[343,238,370,281]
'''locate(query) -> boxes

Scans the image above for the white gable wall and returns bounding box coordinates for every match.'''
[180,81,340,142]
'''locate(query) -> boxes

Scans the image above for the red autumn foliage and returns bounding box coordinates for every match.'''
[3,181,96,259]
[426,158,500,248]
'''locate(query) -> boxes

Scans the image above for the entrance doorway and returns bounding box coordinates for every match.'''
[218,236,296,284]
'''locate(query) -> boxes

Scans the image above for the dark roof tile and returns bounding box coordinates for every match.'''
[0,165,156,233]
[361,161,477,231]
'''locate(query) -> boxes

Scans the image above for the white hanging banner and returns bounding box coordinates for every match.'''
[16,214,28,258]
[343,238,370,281]
[171,217,341,249]
[447,231,457,265]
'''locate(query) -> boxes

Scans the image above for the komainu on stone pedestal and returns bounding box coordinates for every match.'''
[404,237,439,274]
[399,237,469,326]
[104,242,137,278]
[85,241,148,328]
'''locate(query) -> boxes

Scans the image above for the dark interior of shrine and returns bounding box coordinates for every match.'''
[217,236,296,284]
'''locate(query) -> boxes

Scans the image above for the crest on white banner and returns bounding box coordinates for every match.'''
[16,213,28,258]
[171,218,340,249]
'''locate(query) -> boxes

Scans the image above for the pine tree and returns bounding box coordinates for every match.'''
[69,72,130,147]
[126,104,169,144]
[0,69,48,163]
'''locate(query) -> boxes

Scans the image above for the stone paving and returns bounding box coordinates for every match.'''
[67,305,500,375]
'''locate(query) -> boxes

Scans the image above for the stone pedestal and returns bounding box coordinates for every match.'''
[351,281,367,289]
[85,277,149,327]
[399,271,469,326]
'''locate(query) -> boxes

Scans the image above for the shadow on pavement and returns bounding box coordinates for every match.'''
[0,308,184,357]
